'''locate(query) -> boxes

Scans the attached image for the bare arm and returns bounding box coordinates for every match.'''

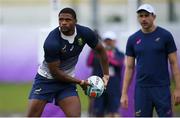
[47,60,86,85]
[121,56,135,108]
[168,52,180,105]
[122,56,135,94]
[94,42,109,86]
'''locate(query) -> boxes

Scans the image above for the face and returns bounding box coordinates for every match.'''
[104,39,116,50]
[137,11,156,31]
[59,13,76,35]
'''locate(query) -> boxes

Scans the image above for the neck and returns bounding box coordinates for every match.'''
[142,25,157,33]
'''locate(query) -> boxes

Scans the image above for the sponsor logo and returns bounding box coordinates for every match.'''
[70,45,74,51]
[135,110,141,116]
[61,45,67,53]
[34,88,42,94]
[136,39,141,45]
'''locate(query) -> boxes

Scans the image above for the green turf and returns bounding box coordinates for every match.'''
[0,83,89,116]
[0,83,32,114]
[77,85,89,111]
[0,81,179,116]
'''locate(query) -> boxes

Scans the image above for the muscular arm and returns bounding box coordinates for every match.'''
[168,52,180,105]
[47,60,82,84]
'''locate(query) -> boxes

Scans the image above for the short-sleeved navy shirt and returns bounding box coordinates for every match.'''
[126,26,177,87]
[44,24,98,62]
[39,24,98,78]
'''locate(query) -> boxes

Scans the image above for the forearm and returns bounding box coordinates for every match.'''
[122,66,134,95]
[51,69,82,84]
[168,52,180,88]
[47,61,82,85]
[171,64,180,89]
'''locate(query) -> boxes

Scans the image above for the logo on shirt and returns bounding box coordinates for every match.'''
[70,45,74,51]
[78,38,84,46]
[155,37,160,42]
[61,45,67,53]
[136,39,142,45]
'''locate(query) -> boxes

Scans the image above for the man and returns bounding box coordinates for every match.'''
[27,8,109,117]
[120,4,180,117]
[87,31,124,117]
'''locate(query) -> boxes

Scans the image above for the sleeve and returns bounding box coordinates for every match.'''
[43,35,60,63]
[165,32,177,54]
[85,28,99,49]
[126,36,135,57]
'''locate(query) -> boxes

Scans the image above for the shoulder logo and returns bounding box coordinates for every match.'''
[78,38,84,46]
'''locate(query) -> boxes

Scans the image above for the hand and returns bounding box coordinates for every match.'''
[173,87,180,106]
[79,80,91,93]
[102,75,109,88]
[120,93,128,108]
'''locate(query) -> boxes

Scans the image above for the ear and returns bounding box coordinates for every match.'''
[75,19,77,23]
[153,14,156,19]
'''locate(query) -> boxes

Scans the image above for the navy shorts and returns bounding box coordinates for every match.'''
[93,90,120,116]
[29,74,78,105]
[135,85,172,117]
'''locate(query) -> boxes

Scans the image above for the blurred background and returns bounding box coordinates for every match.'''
[0,0,180,117]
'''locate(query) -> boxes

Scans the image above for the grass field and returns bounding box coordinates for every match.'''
[0,81,179,116]
[0,83,89,116]
[0,83,32,116]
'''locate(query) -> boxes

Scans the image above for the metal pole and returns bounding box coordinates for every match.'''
[50,0,60,28]
[168,0,177,22]
[91,0,99,30]
[127,0,139,32]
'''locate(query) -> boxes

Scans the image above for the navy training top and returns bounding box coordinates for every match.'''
[126,26,177,87]
[38,24,99,79]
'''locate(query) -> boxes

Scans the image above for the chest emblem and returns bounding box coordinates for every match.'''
[155,37,160,42]
[78,38,84,46]
[61,44,67,53]
[70,45,74,51]
[136,39,142,45]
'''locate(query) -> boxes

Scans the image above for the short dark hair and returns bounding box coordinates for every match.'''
[59,7,77,20]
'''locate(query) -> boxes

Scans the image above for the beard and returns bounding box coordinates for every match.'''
[60,25,75,36]
[60,26,69,32]
[60,26,71,35]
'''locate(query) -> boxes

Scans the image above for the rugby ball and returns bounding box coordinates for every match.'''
[86,76,104,97]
